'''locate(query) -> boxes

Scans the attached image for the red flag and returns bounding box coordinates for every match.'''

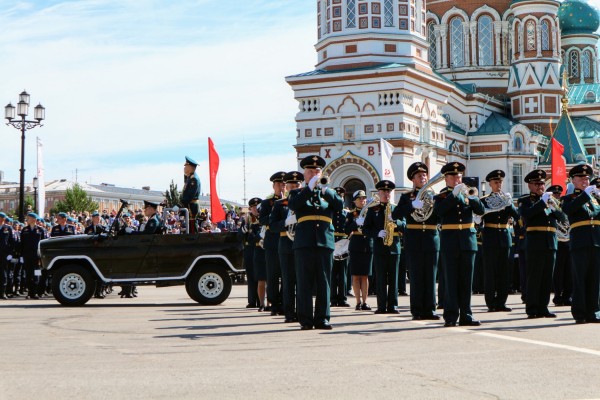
[208,138,226,223]
[551,138,566,195]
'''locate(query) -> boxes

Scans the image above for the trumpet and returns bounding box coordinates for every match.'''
[459,185,479,197]
[319,175,329,186]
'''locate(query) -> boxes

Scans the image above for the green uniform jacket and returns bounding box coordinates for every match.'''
[393,189,440,252]
[481,194,519,248]
[518,193,567,250]
[362,203,404,255]
[259,195,281,251]
[288,186,343,250]
[561,189,600,250]
[269,198,294,255]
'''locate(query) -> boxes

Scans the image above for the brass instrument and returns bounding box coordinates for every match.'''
[459,184,479,197]
[258,225,266,248]
[383,202,395,246]
[411,172,444,222]
[357,195,380,233]
[482,191,513,215]
[319,175,330,186]
[546,195,569,240]
[285,209,296,241]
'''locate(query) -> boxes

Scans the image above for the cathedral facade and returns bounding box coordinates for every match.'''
[286,0,600,203]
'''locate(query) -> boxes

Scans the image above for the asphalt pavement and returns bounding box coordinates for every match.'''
[1,285,599,400]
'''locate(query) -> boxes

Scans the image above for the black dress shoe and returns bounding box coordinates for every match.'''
[387,309,400,314]
[527,314,541,319]
[338,302,351,307]
[586,318,600,323]
[422,314,441,320]
[374,309,386,314]
[245,304,255,309]
[412,316,423,320]
[361,303,372,311]
[575,319,587,324]
[258,306,265,312]
[459,320,481,326]
[496,306,512,312]
[444,321,457,327]
[487,307,497,312]
[284,318,295,323]
[315,323,333,330]
[355,303,362,310]
[399,291,408,296]
[270,310,278,316]
[543,312,557,318]
[264,306,272,312]
[300,325,313,330]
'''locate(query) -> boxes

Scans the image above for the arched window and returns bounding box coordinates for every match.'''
[541,20,550,51]
[478,15,493,66]
[514,134,523,151]
[384,0,394,27]
[570,50,580,79]
[428,22,437,68]
[585,91,596,103]
[450,17,465,68]
[526,20,536,51]
[347,0,356,28]
[583,50,592,78]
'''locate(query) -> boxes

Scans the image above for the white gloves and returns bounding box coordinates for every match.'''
[585,185,596,195]
[377,230,387,239]
[19,257,24,263]
[125,227,133,234]
[473,215,482,225]
[504,192,512,200]
[285,214,297,227]
[355,216,365,226]
[321,187,327,195]
[308,175,319,190]
[541,192,551,204]
[452,183,464,196]
[412,199,424,209]
[6,255,12,261]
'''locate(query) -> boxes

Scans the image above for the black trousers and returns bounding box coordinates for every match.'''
[243,247,258,307]
[441,249,476,323]
[23,260,40,295]
[331,258,348,304]
[553,242,572,305]
[406,250,438,317]
[570,247,600,321]
[265,248,282,311]
[294,247,332,327]
[279,251,297,320]
[525,247,555,316]
[482,246,511,309]
[373,250,399,311]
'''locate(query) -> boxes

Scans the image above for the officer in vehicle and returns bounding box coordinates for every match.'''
[51,212,76,237]
[182,156,201,233]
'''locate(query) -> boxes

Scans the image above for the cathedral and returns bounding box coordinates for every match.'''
[286,0,600,203]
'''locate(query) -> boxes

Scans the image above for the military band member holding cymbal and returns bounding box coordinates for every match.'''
[288,155,343,330]
[434,162,485,327]
[480,170,519,313]
[393,162,440,320]
[363,180,404,314]
[560,164,600,324]
[269,171,304,323]
[345,190,373,310]
[518,169,567,319]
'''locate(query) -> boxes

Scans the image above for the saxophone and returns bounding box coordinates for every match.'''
[383,202,395,246]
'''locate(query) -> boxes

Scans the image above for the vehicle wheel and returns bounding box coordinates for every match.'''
[51,264,95,306]
[186,264,232,305]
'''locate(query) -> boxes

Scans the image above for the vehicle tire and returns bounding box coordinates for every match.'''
[186,264,232,305]
[51,264,95,306]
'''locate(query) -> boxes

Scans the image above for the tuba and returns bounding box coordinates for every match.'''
[411,172,444,222]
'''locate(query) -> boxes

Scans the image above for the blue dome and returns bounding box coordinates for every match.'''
[559,0,600,35]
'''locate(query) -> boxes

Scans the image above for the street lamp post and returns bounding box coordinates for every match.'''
[32,176,39,213]
[5,91,45,222]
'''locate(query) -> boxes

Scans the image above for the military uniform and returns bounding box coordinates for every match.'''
[480,170,519,312]
[434,162,485,326]
[238,198,261,308]
[518,169,568,318]
[19,213,46,299]
[392,162,440,320]
[560,164,600,323]
[288,155,343,330]
[548,185,572,307]
[269,172,303,322]
[331,187,349,307]
[0,213,16,299]
[181,156,201,233]
[260,171,286,316]
[363,180,404,314]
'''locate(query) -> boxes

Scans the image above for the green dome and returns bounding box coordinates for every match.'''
[559,0,600,35]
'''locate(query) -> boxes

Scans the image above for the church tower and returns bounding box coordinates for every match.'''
[506,0,563,136]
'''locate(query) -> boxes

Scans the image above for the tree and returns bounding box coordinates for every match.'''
[164,180,181,207]
[51,184,99,214]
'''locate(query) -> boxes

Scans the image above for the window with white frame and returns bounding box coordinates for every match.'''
[570,50,580,79]
[347,0,356,28]
[583,50,592,78]
[450,17,464,68]
[512,164,523,196]
[526,20,536,51]
[428,22,437,68]
[541,20,550,51]
[384,0,394,27]
[478,16,494,66]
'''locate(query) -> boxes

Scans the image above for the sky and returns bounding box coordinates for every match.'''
[0,0,316,204]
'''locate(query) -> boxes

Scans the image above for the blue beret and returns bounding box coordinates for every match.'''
[58,212,68,218]
[27,212,39,219]
[6,217,13,223]
[92,211,100,217]
[0,212,6,218]
[67,217,76,223]
[185,156,198,167]
[122,212,131,217]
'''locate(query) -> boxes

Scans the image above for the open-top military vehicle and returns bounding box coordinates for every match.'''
[39,200,244,306]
